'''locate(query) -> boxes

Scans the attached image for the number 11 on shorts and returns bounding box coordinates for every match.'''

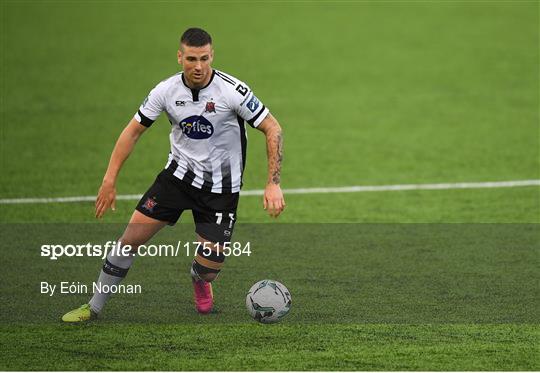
[215,212,235,228]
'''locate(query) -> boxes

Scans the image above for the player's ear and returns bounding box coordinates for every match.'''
[177,50,183,65]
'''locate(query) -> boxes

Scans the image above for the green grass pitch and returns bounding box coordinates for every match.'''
[1,1,539,371]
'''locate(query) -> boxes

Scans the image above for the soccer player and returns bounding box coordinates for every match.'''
[62,28,285,322]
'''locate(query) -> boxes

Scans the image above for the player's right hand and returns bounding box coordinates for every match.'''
[95,181,116,218]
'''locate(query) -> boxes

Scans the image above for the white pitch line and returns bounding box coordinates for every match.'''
[0,179,538,205]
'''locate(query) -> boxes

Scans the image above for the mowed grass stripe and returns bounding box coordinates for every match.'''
[0,324,538,370]
[0,179,539,204]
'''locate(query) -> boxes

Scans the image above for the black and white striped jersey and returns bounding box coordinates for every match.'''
[134,69,269,194]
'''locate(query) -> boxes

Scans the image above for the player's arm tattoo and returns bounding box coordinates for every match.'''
[267,127,283,185]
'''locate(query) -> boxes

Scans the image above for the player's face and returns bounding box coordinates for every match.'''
[178,44,214,89]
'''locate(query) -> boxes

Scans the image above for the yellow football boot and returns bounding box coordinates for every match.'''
[61,304,97,322]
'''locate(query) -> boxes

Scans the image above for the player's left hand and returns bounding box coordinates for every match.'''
[263,184,285,218]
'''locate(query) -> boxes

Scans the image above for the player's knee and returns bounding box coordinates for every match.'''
[117,237,140,253]
[119,219,166,251]
[191,245,225,282]
[118,230,153,252]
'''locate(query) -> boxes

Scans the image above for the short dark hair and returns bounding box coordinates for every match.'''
[180,28,212,47]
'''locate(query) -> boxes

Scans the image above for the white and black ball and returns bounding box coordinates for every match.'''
[246,279,292,323]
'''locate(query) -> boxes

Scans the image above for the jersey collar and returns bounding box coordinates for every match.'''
[181,69,216,102]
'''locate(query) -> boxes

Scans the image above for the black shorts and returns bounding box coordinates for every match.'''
[136,169,239,244]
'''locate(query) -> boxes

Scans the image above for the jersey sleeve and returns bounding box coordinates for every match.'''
[230,82,269,128]
[133,81,167,127]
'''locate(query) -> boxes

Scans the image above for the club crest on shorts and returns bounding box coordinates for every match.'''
[205,101,216,113]
[142,197,157,212]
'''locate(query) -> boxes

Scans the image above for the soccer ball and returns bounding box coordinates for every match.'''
[245,279,292,323]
